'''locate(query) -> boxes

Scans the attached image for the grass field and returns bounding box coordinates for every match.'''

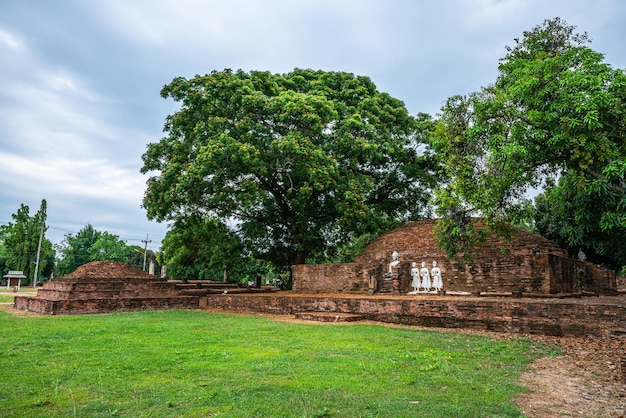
[0,309,557,417]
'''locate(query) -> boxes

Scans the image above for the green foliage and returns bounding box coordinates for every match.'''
[88,232,133,262]
[54,224,100,275]
[55,225,145,276]
[534,176,625,268]
[331,232,378,264]
[0,200,53,283]
[160,215,269,281]
[0,310,553,417]
[431,18,626,258]
[141,69,436,273]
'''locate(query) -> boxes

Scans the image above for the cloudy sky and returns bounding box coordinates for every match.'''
[1,0,625,252]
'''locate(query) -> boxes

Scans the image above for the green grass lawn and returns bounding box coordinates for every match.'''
[0,309,556,417]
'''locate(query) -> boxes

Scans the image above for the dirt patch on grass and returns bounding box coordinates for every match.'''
[515,336,625,417]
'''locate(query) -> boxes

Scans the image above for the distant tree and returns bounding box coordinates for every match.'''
[430,18,626,259]
[331,232,378,264]
[141,69,437,283]
[88,232,133,262]
[55,225,143,275]
[160,216,252,281]
[0,231,9,278]
[534,178,625,269]
[55,224,101,276]
[127,245,151,271]
[0,200,53,283]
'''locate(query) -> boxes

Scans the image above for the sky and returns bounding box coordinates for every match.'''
[1,0,625,253]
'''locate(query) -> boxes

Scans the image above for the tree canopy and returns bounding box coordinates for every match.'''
[141,69,436,276]
[159,216,257,281]
[430,18,626,264]
[0,200,53,283]
[55,225,145,276]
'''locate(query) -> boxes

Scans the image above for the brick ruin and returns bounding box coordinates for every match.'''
[197,219,624,338]
[11,224,624,338]
[203,293,626,337]
[292,219,617,297]
[14,261,201,315]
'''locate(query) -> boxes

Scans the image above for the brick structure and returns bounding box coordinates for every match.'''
[203,293,626,337]
[292,219,617,296]
[14,261,200,315]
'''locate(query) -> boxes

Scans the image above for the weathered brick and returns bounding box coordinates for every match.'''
[14,261,200,315]
[293,219,617,296]
[204,293,626,337]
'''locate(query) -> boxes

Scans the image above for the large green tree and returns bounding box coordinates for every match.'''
[431,18,626,263]
[141,69,435,274]
[534,177,625,269]
[0,200,53,283]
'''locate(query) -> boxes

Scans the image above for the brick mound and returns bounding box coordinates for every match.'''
[64,261,155,279]
[14,260,200,315]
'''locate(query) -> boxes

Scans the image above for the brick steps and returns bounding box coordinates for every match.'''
[13,261,202,315]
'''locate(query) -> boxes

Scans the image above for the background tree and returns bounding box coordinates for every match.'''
[141,69,436,283]
[0,231,10,280]
[88,232,134,262]
[55,224,101,276]
[55,225,148,275]
[159,216,267,282]
[0,200,53,283]
[430,18,626,263]
[534,178,625,269]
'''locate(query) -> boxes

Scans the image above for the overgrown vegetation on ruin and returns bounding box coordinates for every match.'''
[0,309,557,417]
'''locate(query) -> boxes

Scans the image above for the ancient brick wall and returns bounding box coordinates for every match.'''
[292,263,366,293]
[14,295,199,315]
[293,219,616,295]
[203,293,626,337]
[35,277,181,300]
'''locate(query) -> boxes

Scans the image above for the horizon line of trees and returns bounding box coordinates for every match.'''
[0,208,157,285]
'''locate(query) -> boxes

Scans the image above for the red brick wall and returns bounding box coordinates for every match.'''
[14,295,199,315]
[13,274,199,315]
[292,263,367,293]
[293,219,616,295]
[203,293,626,337]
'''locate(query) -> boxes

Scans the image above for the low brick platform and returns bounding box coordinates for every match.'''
[14,294,199,315]
[201,292,626,337]
[13,261,200,315]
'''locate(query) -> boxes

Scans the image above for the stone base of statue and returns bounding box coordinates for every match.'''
[407,289,442,295]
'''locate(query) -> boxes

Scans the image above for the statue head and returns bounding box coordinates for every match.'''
[421,261,426,268]
[392,250,399,261]
[432,261,437,267]
[412,261,417,267]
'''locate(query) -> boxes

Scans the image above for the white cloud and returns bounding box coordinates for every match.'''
[0,27,23,50]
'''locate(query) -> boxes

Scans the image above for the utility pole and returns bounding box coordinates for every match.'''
[141,233,152,271]
[33,223,44,288]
